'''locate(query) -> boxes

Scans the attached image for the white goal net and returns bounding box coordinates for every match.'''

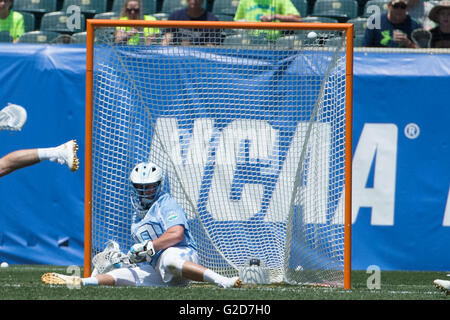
[86,21,352,287]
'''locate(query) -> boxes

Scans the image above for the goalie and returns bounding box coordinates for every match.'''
[42,162,242,288]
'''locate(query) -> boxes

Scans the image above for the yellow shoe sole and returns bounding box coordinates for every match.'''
[41,272,81,286]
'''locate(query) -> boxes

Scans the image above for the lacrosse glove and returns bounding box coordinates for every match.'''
[127,240,155,263]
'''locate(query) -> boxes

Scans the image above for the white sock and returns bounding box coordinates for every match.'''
[37,146,60,162]
[81,277,99,286]
[203,269,229,286]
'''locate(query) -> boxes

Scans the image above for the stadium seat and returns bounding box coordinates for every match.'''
[152,12,169,19]
[51,33,77,43]
[325,35,345,47]
[291,0,308,17]
[40,11,86,33]
[17,11,36,32]
[160,0,206,13]
[300,15,338,23]
[275,34,304,49]
[222,33,247,46]
[93,11,119,19]
[211,0,240,17]
[356,0,368,16]
[72,31,87,43]
[92,15,116,43]
[112,0,157,14]
[212,14,237,35]
[12,0,58,14]
[354,33,365,46]
[298,15,338,40]
[18,30,61,43]
[214,13,235,21]
[347,17,368,36]
[62,0,108,17]
[222,33,272,47]
[363,0,389,17]
[312,0,358,22]
[0,31,13,42]
[325,33,364,47]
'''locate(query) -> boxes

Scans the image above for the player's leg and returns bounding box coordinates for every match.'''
[0,140,79,177]
[157,247,242,288]
[182,260,242,288]
[37,140,79,172]
[42,264,165,287]
[0,149,40,177]
[97,264,166,286]
[42,271,122,286]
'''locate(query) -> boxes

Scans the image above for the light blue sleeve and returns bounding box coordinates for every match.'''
[159,195,189,230]
[159,194,197,250]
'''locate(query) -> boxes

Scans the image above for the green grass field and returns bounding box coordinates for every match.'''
[0,265,449,301]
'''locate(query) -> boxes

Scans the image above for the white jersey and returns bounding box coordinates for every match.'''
[131,192,197,266]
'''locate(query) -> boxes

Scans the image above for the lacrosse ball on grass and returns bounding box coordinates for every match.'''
[307,31,318,39]
[1,262,9,268]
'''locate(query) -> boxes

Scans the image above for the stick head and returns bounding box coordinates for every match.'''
[0,104,27,131]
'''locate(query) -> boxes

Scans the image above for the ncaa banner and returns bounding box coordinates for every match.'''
[0,45,448,271]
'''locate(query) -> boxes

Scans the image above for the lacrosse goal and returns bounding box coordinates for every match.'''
[85,20,353,289]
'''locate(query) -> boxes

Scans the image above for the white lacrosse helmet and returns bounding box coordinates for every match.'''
[130,162,163,218]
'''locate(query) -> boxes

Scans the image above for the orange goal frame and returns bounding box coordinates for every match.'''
[84,20,353,289]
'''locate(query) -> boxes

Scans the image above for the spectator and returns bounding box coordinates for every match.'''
[428,0,450,48]
[0,0,24,43]
[233,0,301,40]
[114,0,159,45]
[234,0,302,23]
[161,0,222,46]
[407,0,435,30]
[363,0,421,48]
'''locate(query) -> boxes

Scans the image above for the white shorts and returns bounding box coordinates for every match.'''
[106,246,198,287]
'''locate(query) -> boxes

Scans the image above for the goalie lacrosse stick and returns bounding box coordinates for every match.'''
[91,240,135,275]
[412,29,432,48]
[0,103,27,131]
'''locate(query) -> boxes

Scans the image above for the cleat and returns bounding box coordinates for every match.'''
[57,140,79,172]
[41,272,82,286]
[233,277,242,288]
[221,276,242,288]
[434,279,450,295]
[0,104,27,132]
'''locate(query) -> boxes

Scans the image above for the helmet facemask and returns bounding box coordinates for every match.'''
[131,181,161,210]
